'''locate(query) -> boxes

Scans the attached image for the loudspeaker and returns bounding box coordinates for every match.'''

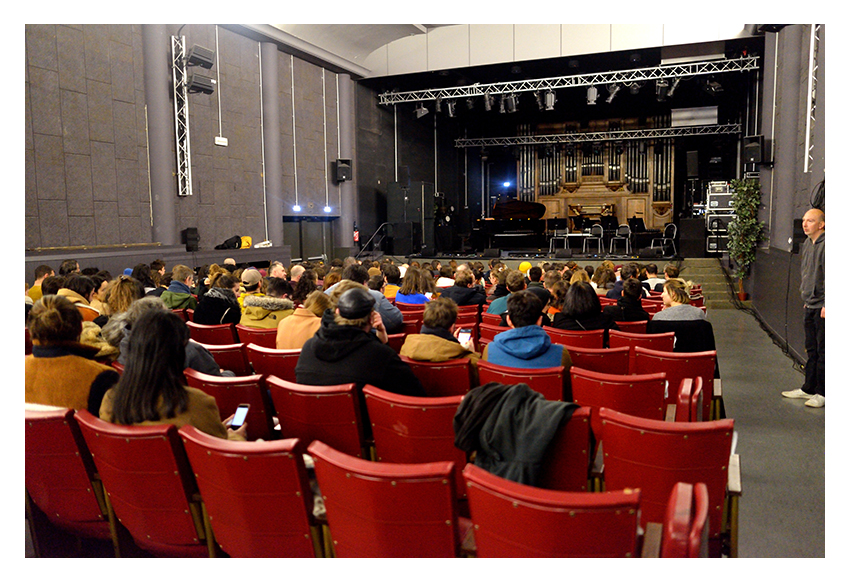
[792,218,807,253]
[638,247,662,259]
[679,218,707,258]
[389,222,421,256]
[482,248,501,258]
[554,248,572,259]
[743,136,763,164]
[181,227,200,252]
[334,159,352,182]
[686,151,699,178]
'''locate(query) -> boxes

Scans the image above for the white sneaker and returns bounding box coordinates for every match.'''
[804,394,825,408]
[781,388,813,399]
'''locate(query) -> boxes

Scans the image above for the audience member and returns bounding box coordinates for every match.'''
[483,290,571,370]
[161,264,198,310]
[394,267,431,305]
[27,265,54,302]
[25,295,118,415]
[238,268,264,310]
[438,269,486,307]
[103,275,144,318]
[150,259,167,278]
[655,264,682,292]
[41,275,65,296]
[400,297,480,380]
[487,270,527,315]
[99,309,245,440]
[326,263,404,333]
[102,296,230,377]
[602,278,651,322]
[552,281,619,343]
[606,263,648,299]
[643,263,665,291]
[240,276,294,328]
[545,280,568,320]
[88,272,111,314]
[289,264,306,282]
[653,279,706,321]
[381,263,402,300]
[58,259,80,276]
[296,286,426,397]
[269,261,287,279]
[57,274,101,322]
[591,267,616,296]
[193,273,242,326]
[435,266,455,288]
[276,290,331,350]
[291,269,318,305]
[131,263,158,295]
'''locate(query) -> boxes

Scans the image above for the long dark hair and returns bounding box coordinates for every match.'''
[562,281,602,318]
[110,309,190,425]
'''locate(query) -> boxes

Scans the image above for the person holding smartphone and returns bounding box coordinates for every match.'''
[400,297,481,384]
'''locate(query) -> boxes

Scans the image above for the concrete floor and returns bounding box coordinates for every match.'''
[707,307,825,558]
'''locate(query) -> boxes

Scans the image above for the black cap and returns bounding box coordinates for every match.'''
[336,288,375,319]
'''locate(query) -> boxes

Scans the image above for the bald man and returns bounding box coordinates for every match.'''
[782,208,825,407]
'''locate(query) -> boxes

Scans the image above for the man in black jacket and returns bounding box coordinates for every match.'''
[438,269,486,306]
[296,286,426,398]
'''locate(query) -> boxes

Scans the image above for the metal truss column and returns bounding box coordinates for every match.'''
[172,35,192,197]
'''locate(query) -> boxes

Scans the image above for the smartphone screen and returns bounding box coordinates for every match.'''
[457,329,472,344]
[230,404,249,429]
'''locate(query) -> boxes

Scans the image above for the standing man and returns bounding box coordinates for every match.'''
[782,208,825,408]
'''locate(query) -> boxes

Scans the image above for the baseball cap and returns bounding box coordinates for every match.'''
[336,288,375,319]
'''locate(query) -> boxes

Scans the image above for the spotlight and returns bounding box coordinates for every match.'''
[587,85,598,105]
[499,94,506,114]
[535,91,544,111]
[323,206,332,213]
[434,97,442,113]
[466,97,475,110]
[605,84,620,104]
[703,77,723,94]
[656,79,669,102]
[629,82,643,95]
[446,100,456,118]
[484,92,493,112]
[414,103,429,118]
[186,73,216,94]
[505,94,517,113]
[292,204,302,212]
[667,78,681,97]
[186,45,215,69]
[544,90,556,111]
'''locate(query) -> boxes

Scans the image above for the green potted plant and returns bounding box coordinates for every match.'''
[727,178,765,300]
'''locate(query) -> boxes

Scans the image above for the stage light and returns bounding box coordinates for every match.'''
[587,85,598,105]
[292,204,302,212]
[656,79,669,101]
[466,97,475,110]
[434,96,442,113]
[544,90,556,110]
[323,206,332,213]
[414,103,429,118]
[629,82,643,95]
[667,77,681,97]
[484,91,493,111]
[503,181,511,188]
[606,84,620,103]
[505,93,517,113]
[446,100,456,117]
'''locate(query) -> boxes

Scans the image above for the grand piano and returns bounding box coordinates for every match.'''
[472,200,547,250]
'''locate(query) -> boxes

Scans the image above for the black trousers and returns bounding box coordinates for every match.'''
[803,307,825,396]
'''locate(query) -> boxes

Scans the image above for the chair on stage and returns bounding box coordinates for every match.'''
[198,342,252,376]
[307,440,470,558]
[651,223,678,257]
[179,428,322,557]
[186,321,238,345]
[235,324,278,349]
[462,463,642,558]
[609,224,632,256]
[477,360,566,401]
[74,410,214,558]
[399,356,474,397]
[598,408,739,557]
[25,406,116,557]
[582,223,604,255]
[245,343,300,383]
[266,377,366,459]
[183,369,276,441]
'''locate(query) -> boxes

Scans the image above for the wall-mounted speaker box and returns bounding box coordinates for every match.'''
[334,159,352,182]
[743,135,763,164]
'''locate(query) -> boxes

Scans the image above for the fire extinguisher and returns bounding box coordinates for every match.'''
[353,222,360,248]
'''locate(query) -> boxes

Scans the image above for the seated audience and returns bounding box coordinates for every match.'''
[545,280,568,320]
[276,290,332,350]
[237,268,265,310]
[58,259,80,276]
[653,279,706,321]
[99,309,245,440]
[27,265,55,302]
[643,263,666,291]
[400,297,481,380]
[438,269,487,307]
[161,264,198,310]
[435,266,456,288]
[381,263,402,300]
[240,276,294,328]
[88,272,111,314]
[591,266,616,296]
[551,281,619,343]
[25,295,118,415]
[325,263,404,334]
[131,263,158,296]
[102,296,230,377]
[483,290,571,370]
[602,278,651,322]
[393,267,431,305]
[193,272,242,326]
[487,270,527,315]
[296,286,426,397]
[290,269,318,305]
[57,274,101,322]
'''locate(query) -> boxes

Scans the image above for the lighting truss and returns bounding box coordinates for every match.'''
[454,123,742,148]
[172,35,193,197]
[378,56,759,106]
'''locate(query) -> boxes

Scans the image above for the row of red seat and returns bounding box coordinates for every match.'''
[26,397,728,557]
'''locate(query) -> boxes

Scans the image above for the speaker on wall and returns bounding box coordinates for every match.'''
[686,151,699,178]
[743,136,763,164]
[334,159,352,182]
[181,227,199,252]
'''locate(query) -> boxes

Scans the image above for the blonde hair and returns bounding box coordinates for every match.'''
[663,279,692,304]
[304,290,331,317]
[569,269,590,284]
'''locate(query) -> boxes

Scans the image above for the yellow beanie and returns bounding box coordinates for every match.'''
[518,261,532,273]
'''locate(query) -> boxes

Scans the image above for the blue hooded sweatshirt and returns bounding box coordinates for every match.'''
[485,325,564,369]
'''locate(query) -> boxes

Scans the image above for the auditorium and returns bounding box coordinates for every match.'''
[23,22,831,562]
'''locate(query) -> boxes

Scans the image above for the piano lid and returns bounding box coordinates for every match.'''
[491,199,546,220]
